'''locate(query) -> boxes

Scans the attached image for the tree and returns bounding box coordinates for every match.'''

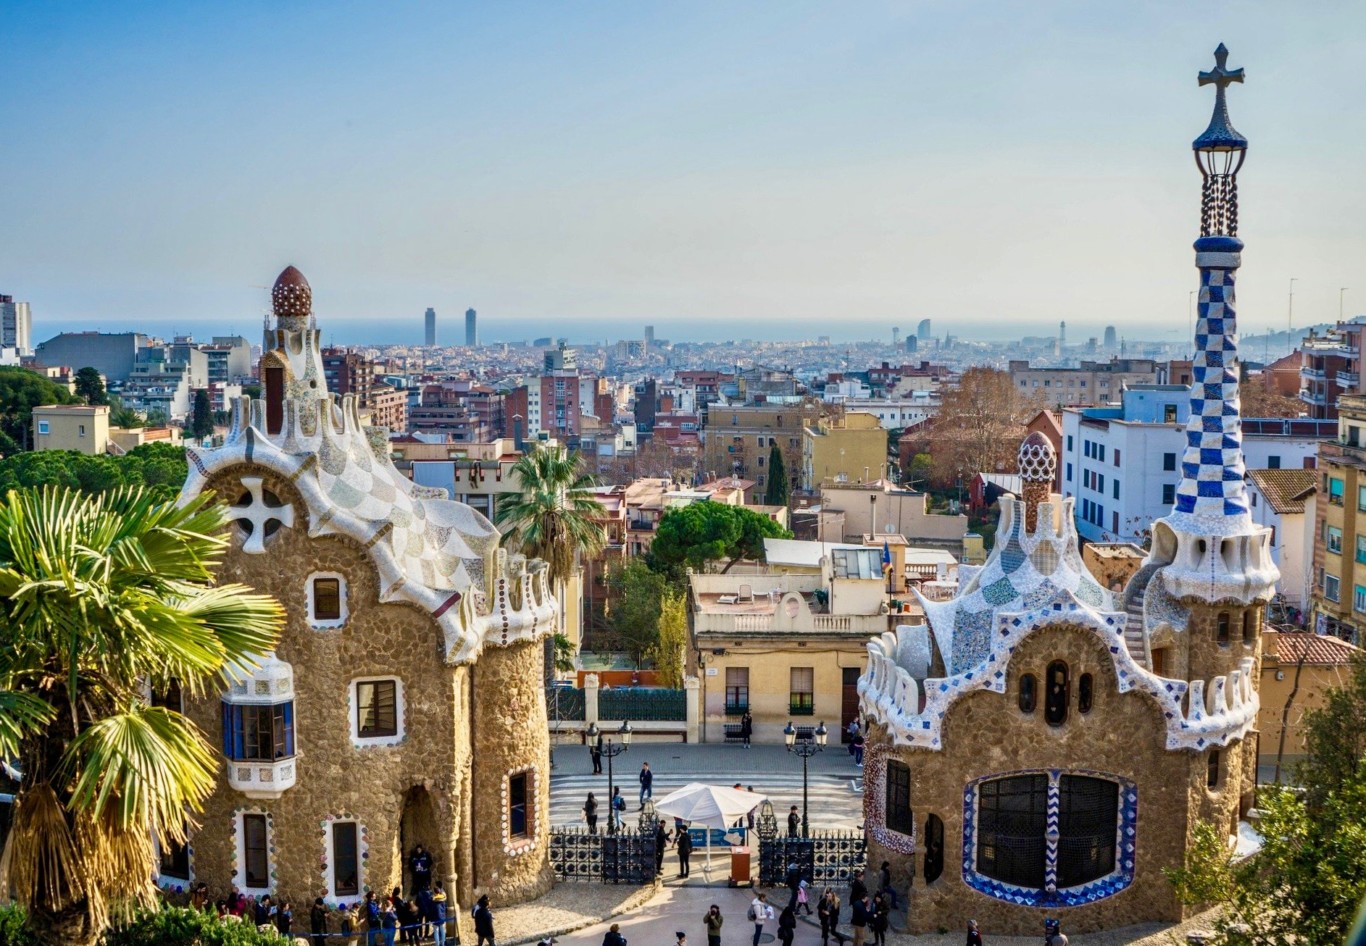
[0,486,284,946]
[1240,380,1303,419]
[926,367,1043,488]
[0,367,77,455]
[906,452,934,491]
[608,559,667,668]
[650,590,688,688]
[72,368,108,407]
[496,443,606,587]
[1166,657,1366,946]
[551,633,577,674]
[764,443,790,507]
[649,501,792,574]
[0,444,188,505]
[190,389,214,441]
[107,397,145,430]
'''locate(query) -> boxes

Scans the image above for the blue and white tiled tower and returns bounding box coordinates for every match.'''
[1145,44,1278,606]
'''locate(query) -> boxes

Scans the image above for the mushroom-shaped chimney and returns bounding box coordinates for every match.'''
[271,265,312,326]
[1017,432,1056,531]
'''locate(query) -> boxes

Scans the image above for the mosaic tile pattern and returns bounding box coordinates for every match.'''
[961,769,1138,907]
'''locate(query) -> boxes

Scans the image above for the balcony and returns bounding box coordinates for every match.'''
[1302,390,1329,406]
[1338,371,1360,388]
[227,759,297,800]
[724,700,749,716]
[789,699,815,716]
[1301,367,1326,382]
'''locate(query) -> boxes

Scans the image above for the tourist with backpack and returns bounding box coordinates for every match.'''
[748,892,773,946]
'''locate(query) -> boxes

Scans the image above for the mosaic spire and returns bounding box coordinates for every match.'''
[1169,45,1251,535]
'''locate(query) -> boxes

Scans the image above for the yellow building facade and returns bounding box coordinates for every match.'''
[801,411,887,491]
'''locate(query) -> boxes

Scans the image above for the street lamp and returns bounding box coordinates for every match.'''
[587,720,633,834]
[784,720,829,838]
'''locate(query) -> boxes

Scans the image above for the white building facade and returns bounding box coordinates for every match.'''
[1062,385,1329,543]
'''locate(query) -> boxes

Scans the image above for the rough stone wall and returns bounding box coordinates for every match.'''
[868,624,1199,935]
[470,638,553,904]
[1183,603,1262,690]
[185,466,469,912]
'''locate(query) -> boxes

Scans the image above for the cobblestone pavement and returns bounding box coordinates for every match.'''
[498,877,1220,946]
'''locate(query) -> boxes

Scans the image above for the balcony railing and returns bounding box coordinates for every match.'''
[724,700,749,716]
[789,699,815,716]
[1301,367,1326,381]
[1339,371,1360,388]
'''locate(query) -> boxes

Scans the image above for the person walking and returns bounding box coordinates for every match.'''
[966,919,983,946]
[704,904,724,946]
[310,897,329,946]
[397,892,419,945]
[677,825,694,877]
[818,889,845,946]
[639,762,654,808]
[429,881,450,946]
[474,894,496,946]
[848,869,868,908]
[851,730,865,767]
[748,892,773,946]
[870,895,889,946]
[850,894,870,946]
[585,792,599,834]
[610,787,626,830]
[778,905,797,946]
[603,922,627,946]
[591,731,603,774]
[787,806,800,838]
[796,879,812,916]
[846,719,860,742]
[740,710,753,748]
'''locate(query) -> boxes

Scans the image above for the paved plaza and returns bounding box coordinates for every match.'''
[549,742,865,832]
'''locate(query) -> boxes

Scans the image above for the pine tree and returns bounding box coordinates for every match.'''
[765,442,790,507]
[190,389,214,441]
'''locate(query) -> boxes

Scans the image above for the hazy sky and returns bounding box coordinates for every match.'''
[3,2,1363,342]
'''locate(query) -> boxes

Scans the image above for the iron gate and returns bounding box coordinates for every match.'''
[759,831,866,888]
[549,826,659,884]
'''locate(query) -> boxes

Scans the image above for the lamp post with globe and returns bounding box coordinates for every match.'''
[586,720,633,834]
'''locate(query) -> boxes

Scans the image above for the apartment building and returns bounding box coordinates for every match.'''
[1062,385,1330,543]
[700,400,822,495]
[801,411,887,490]
[1246,469,1316,611]
[1009,357,1161,407]
[1309,392,1366,644]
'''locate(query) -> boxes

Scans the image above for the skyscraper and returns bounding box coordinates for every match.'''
[424,307,437,347]
[1103,325,1118,349]
[465,308,477,347]
[917,318,932,340]
[0,295,32,354]
[644,325,654,349]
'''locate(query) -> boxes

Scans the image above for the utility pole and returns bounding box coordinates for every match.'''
[1342,287,1349,321]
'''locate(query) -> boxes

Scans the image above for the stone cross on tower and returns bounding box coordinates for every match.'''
[1198,43,1244,92]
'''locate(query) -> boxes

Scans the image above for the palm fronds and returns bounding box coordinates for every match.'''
[496,444,607,583]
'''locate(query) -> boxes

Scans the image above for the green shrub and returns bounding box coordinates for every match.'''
[0,906,36,946]
[102,907,290,946]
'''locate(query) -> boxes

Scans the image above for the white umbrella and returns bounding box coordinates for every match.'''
[653,782,769,869]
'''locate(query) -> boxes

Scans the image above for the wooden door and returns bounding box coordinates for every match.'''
[841,667,861,742]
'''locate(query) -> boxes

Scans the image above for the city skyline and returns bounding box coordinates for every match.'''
[3,3,1362,336]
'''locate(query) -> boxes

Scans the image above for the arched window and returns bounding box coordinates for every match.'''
[1216,612,1231,647]
[1078,673,1094,715]
[1018,674,1037,714]
[1242,611,1256,646]
[971,773,1122,896]
[924,814,944,883]
[1044,661,1069,727]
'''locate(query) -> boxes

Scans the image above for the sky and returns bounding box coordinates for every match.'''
[2,1,1364,345]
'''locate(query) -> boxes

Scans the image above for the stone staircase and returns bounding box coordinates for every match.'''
[1123,584,1150,669]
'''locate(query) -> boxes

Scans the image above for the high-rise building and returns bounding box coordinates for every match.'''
[916,318,932,340]
[424,307,437,347]
[0,295,32,355]
[1104,325,1119,349]
[644,325,655,350]
[465,308,477,347]
[892,327,900,347]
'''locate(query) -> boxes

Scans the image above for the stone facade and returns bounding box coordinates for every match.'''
[174,267,557,915]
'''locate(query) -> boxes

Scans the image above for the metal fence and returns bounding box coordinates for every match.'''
[546,687,586,721]
[758,831,866,888]
[599,687,687,722]
[549,826,659,884]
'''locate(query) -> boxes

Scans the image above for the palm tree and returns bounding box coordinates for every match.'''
[496,444,607,636]
[0,485,284,946]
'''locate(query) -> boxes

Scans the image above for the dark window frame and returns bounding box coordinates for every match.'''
[976,774,1048,888]
[1078,673,1094,715]
[312,576,343,622]
[1216,612,1231,647]
[1044,661,1069,727]
[923,813,944,883]
[243,814,269,889]
[332,821,360,897]
[509,771,531,839]
[356,680,399,738]
[221,701,295,761]
[884,760,914,836]
[1018,673,1037,714]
